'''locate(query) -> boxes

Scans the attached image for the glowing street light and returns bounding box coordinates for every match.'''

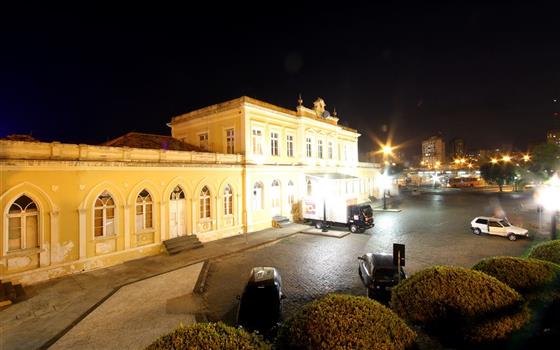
[491,158,498,164]
[535,173,560,239]
[502,155,511,162]
[523,154,531,162]
[380,172,392,210]
[382,145,393,155]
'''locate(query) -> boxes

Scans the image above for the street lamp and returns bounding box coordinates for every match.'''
[380,172,391,210]
[502,155,511,163]
[536,174,560,240]
[319,178,329,232]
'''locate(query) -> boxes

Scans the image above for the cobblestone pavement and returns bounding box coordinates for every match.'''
[204,190,550,324]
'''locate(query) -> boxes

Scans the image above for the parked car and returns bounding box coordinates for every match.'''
[236,267,285,338]
[470,216,529,241]
[358,253,406,299]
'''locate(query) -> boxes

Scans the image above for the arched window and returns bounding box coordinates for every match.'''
[252,182,264,210]
[224,185,233,215]
[135,189,153,231]
[7,195,39,251]
[306,178,313,196]
[170,186,185,200]
[94,191,115,237]
[199,186,211,219]
[287,180,295,206]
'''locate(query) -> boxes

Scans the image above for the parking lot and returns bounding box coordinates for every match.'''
[203,190,548,324]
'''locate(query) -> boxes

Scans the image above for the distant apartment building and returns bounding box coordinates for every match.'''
[547,130,560,147]
[422,135,445,167]
[448,138,465,160]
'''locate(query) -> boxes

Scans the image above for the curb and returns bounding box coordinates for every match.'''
[193,260,210,295]
[37,230,300,350]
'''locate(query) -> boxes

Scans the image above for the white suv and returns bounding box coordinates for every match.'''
[470,216,529,241]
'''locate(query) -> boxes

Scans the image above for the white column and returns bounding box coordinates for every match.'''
[78,208,87,259]
[236,193,241,227]
[214,195,219,230]
[191,198,197,234]
[124,205,130,249]
[41,210,57,266]
[160,201,167,241]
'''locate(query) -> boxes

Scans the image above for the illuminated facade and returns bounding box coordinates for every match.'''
[0,96,379,284]
[421,135,446,168]
[547,130,560,147]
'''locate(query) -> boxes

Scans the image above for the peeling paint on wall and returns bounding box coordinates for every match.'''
[8,256,32,268]
[52,241,74,263]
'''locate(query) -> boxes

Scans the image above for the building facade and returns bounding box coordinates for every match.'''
[0,96,380,284]
[448,138,465,161]
[421,135,446,168]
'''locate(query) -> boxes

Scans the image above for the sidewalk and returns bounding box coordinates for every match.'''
[0,224,308,350]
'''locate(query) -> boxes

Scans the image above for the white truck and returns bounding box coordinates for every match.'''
[302,196,374,233]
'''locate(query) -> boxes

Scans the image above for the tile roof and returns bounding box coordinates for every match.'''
[101,132,203,152]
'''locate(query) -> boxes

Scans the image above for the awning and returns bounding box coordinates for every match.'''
[305,173,359,180]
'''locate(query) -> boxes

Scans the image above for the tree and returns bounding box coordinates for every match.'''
[529,143,560,180]
[480,162,516,192]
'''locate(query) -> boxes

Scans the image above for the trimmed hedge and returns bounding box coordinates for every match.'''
[390,266,530,344]
[464,305,532,344]
[528,240,560,265]
[391,266,523,324]
[472,256,560,295]
[276,294,416,350]
[145,322,271,350]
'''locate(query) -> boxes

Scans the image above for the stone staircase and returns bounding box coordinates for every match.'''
[0,280,26,308]
[163,235,203,255]
[272,215,291,228]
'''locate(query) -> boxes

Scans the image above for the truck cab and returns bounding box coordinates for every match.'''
[347,204,374,233]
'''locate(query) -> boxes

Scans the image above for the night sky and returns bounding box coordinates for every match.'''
[1,2,559,157]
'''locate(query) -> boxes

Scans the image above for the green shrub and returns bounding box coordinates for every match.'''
[391,266,523,324]
[472,256,560,295]
[276,294,416,350]
[145,322,271,350]
[528,240,560,264]
[464,305,531,344]
[390,266,530,345]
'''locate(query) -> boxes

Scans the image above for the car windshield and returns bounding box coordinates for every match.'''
[238,287,280,329]
[375,268,399,280]
[500,219,511,227]
[361,206,373,217]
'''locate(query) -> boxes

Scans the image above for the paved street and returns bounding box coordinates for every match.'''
[204,190,550,324]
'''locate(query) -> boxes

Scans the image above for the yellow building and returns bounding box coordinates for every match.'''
[1,96,380,284]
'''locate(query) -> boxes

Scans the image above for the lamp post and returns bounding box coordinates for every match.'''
[322,197,328,232]
[380,172,391,210]
[320,178,328,232]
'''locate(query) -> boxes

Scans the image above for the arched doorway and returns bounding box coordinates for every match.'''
[169,186,186,238]
[271,180,281,216]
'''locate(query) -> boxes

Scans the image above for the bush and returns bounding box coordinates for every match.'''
[145,322,271,350]
[528,240,560,265]
[464,305,532,344]
[276,294,416,350]
[391,266,523,324]
[472,256,560,295]
[390,266,529,345]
